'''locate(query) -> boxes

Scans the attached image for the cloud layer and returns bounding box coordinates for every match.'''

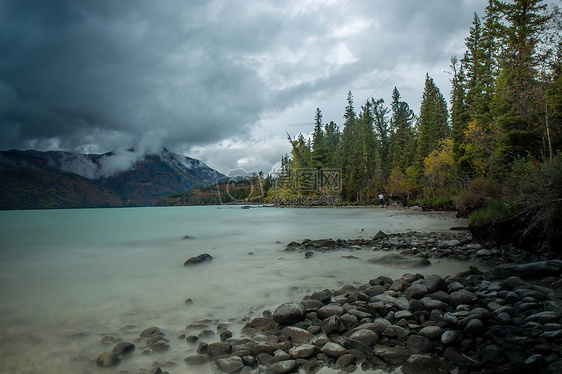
[0,0,492,174]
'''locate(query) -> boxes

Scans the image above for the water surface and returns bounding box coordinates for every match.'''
[0,206,468,373]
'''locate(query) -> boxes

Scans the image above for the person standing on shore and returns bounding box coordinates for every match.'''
[379,193,384,205]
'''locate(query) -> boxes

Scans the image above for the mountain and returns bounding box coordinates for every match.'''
[0,148,224,210]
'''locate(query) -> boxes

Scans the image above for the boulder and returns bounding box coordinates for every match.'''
[407,335,433,353]
[321,315,341,335]
[349,329,378,346]
[310,289,332,304]
[317,304,345,320]
[96,352,121,367]
[273,303,305,325]
[422,274,447,293]
[373,230,388,239]
[373,345,410,365]
[441,330,462,345]
[382,325,409,340]
[405,284,429,299]
[151,341,171,352]
[112,341,135,355]
[370,294,411,310]
[266,360,298,374]
[184,354,211,365]
[184,253,213,266]
[140,327,166,338]
[216,356,244,373]
[288,344,318,359]
[280,326,314,344]
[321,342,348,358]
[419,326,444,340]
[401,354,454,374]
[449,290,477,307]
[207,342,232,357]
[493,260,562,279]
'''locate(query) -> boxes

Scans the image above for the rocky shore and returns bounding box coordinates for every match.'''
[93,231,562,374]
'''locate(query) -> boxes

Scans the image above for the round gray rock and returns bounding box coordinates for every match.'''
[216,356,244,373]
[266,360,298,374]
[184,354,211,365]
[406,284,429,299]
[273,302,305,325]
[322,342,348,358]
[112,341,135,355]
[317,304,345,320]
[349,329,379,346]
[419,326,444,340]
[449,290,477,307]
[288,344,318,359]
[140,327,166,338]
[96,352,121,367]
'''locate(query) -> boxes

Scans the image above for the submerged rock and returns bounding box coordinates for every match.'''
[112,341,135,355]
[184,253,213,265]
[367,253,431,268]
[96,351,121,367]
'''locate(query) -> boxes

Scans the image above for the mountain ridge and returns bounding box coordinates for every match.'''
[0,148,224,210]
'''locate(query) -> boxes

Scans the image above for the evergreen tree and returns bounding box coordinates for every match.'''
[389,87,416,173]
[340,91,360,201]
[450,56,470,170]
[452,3,502,177]
[492,0,551,161]
[371,98,390,190]
[288,133,312,171]
[356,100,378,199]
[545,42,562,156]
[311,108,329,167]
[324,121,340,168]
[416,74,450,177]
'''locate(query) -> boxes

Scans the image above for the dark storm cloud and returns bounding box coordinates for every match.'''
[0,0,492,173]
[0,0,274,150]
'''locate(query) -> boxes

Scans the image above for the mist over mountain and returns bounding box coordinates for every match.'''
[0,147,224,209]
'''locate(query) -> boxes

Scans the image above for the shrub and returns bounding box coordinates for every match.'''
[468,198,515,223]
[455,177,501,217]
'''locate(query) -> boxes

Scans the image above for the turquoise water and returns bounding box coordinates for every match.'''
[0,206,468,373]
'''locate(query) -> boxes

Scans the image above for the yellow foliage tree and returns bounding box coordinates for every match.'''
[423,138,457,196]
[387,166,417,200]
[460,119,501,177]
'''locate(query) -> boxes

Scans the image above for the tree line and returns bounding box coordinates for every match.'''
[272,0,562,252]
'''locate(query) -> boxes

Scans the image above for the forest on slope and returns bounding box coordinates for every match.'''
[272,0,562,253]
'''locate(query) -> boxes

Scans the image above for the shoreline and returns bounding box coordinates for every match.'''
[92,229,562,374]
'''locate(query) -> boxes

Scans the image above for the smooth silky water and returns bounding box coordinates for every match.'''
[0,206,469,373]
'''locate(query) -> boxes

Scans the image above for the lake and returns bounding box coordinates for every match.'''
[0,206,469,373]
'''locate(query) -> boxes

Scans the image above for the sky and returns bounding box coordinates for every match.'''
[0,0,494,176]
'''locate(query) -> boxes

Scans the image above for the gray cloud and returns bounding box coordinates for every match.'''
[1,0,495,174]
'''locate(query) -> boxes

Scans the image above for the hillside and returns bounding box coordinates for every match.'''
[156,180,255,206]
[0,148,224,210]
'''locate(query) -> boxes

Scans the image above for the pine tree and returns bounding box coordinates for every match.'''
[416,74,450,177]
[452,3,502,177]
[356,100,378,199]
[389,87,416,173]
[450,56,470,169]
[492,0,551,161]
[324,121,340,168]
[340,91,360,201]
[311,108,329,167]
[371,98,391,190]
